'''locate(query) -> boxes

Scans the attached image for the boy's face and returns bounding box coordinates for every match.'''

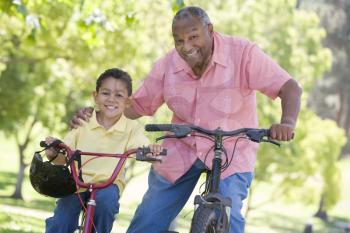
[93,77,130,120]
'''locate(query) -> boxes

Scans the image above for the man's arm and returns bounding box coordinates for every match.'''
[270,79,302,141]
[69,107,93,129]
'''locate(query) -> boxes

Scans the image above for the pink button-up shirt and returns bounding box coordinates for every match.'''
[132,32,291,183]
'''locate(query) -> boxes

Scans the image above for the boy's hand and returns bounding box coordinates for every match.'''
[146,144,164,162]
[69,107,94,129]
[44,136,59,160]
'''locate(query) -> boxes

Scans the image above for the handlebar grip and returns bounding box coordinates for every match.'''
[141,147,167,156]
[145,124,174,132]
[40,141,48,147]
[136,147,167,162]
[39,139,62,148]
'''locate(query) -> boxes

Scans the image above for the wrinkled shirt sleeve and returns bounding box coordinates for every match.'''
[125,121,150,150]
[245,45,291,99]
[132,59,166,116]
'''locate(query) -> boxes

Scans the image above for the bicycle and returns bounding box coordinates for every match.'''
[144,124,280,233]
[30,139,166,233]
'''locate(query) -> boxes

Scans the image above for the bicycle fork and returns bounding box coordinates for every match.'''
[83,189,97,233]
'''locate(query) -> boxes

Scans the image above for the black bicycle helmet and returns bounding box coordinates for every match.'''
[29,152,77,198]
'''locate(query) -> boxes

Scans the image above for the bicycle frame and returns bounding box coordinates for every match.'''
[53,143,137,233]
[41,141,161,233]
[145,124,279,233]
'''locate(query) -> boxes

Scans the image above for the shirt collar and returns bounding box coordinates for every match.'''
[87,110,127,133]
[173,32,228,74]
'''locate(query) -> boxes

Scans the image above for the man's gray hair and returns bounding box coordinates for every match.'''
[172,6,211,26]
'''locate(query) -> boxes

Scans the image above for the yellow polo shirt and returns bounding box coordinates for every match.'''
[63,111,149,192]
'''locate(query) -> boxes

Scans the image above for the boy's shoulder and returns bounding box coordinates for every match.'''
[124,116,144,129]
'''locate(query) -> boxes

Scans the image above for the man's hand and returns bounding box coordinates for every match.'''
[69,107,94,129]
[269,123,294,141]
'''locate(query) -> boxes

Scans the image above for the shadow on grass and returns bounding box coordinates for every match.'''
[0,171,17,191]
[248,210,350,233]
[0,196,55,212]
[0,211,44,233]
[0,170,55,211]
[248,210,305,233]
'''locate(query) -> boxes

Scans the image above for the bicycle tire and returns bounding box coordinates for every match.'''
[190,206,228,233]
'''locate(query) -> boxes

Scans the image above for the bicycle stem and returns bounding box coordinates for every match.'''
[210,134,223,193]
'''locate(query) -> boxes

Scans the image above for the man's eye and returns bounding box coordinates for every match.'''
[101,92,109,96]
[175,40,183,45]
[190,35,198,40]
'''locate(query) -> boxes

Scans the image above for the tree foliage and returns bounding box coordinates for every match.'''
[0,0,346,210]
[301,0,350,157]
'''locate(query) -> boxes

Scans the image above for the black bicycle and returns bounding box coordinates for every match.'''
[145,124,280,233]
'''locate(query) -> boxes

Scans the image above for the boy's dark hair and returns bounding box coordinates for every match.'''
[96,68,132,96]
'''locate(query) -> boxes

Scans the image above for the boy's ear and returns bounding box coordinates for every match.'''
[125,96,131,107]
[92,91,97,102]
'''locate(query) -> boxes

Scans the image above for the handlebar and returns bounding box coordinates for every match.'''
[145,124,280,146]
[40,140,167,162]
[39,140,167,189]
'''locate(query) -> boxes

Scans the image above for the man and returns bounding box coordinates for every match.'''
[72,6,302,233]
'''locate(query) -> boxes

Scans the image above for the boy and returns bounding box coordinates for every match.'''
[44,68,162,233]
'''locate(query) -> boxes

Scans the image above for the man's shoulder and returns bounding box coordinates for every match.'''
[215,32,255,49]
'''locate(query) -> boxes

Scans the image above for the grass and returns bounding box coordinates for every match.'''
[0,132,349,233]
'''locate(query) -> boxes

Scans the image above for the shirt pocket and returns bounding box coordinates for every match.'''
[207,87,249,117]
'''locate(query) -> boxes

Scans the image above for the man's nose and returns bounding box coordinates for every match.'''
[183,40,193,52]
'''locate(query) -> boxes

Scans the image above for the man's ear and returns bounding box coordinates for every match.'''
[208,23,213,35]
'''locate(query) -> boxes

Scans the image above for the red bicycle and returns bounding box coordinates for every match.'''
[29,139,166,233]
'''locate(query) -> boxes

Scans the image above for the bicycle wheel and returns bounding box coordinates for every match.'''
[190,206,228,233]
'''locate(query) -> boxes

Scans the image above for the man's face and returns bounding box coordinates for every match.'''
[172,16,213,72]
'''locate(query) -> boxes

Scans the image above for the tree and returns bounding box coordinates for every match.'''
[0,0,149,199]
[301,0,350,158]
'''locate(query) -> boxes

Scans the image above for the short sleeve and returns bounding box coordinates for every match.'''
[125,121,150,150]
[246,45,292,99]
[132,58,166,116]
[63,128,79,149]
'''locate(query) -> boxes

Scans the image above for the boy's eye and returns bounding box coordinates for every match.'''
[115,93,125,98]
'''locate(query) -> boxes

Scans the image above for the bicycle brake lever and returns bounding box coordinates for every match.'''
[156,134,186,142]
[262,139,281,147]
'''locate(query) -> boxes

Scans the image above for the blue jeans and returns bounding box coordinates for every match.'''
[45,184,120,233]
[127,160,253,233]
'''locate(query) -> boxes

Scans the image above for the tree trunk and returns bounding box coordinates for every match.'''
[10,116,37,199]
[11,158,27,199]
[314,195,328,221]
